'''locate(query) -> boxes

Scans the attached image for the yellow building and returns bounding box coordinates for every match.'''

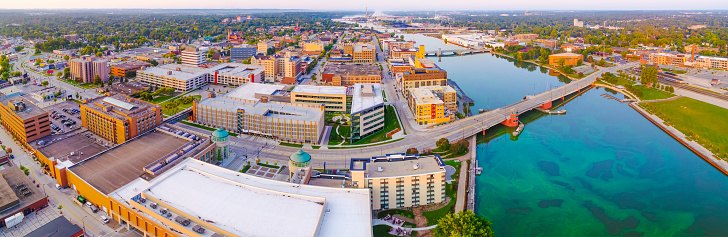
[548,53,584,66]
[303,42,325,53]
[350,154,447,210]
[291,85,350,113]
[408,86,456,125]
[647,53,686,67]
[80,94,163,144]
[353,43,375,63]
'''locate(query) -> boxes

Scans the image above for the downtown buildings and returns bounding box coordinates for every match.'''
[408,86,456,125]
[180,47,207,67]
[321,63,382,86]
[0,96,51,144]
[69,57,109,83]
[80,94,163,144]
[137,63,264,92]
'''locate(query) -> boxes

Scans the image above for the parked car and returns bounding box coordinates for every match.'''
[101,216,109,224]
[55,184,62,190]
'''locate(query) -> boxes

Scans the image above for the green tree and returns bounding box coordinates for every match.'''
[432,211,494,237]
[64,55,70,61]
[436,138,450,150]
[41,81,49,86]
[56,71,63,77]
[641,66,658,86]
[94,75,102,86]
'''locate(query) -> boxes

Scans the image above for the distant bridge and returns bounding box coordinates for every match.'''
[424,48,491,57]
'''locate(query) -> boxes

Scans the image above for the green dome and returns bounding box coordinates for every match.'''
[211,128,229,139]
[289,150,311,163]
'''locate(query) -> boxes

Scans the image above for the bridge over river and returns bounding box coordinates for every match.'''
[424,48,491,57]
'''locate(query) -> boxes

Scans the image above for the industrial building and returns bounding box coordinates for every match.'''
[351,154,447,210]
[408,85,457,125]
[291,85,350,113]
[137,63,264,92]
[193,83,325,144]
[350,83,385,143]
[80,94,163,144]
[0,96,51,144]
[322,64,382,86]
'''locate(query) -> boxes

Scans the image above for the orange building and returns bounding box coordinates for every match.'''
[549,53,584,66]
[0,96,51,144]
[80,94,163,144]
[110,61,150,78]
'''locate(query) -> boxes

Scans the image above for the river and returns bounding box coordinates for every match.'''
[401,33,728,236]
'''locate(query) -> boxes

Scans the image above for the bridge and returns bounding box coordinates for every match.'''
[164,107,193,124]
[424,48,491,57]
[429,62,638,142]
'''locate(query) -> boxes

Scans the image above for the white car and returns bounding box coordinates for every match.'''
[55,184,62,190]
[100,216,109,224]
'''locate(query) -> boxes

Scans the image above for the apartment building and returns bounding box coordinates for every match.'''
[230,45,256,61]
[321,64,382,86]
[257,40,274,55]
[350,84,385,143]
[694,56,728,70]
[251,55,279,81]
[180,47,206,67]
[80,94,163,144]
[291,85,350,113]
[69,58,109,83]
[350,154,447,210]
[647,53,687,67]
[397,67,448,97]
[353,43,375,63]
[137,63,264,92]
[0,97,51,144]
[408,86,456,125]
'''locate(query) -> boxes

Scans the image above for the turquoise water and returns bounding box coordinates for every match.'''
[401,33,728,236]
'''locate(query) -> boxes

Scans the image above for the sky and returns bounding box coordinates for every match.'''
[1,0,726,11]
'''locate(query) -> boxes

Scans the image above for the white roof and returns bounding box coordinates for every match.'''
[351,83,384,115]
[225,83,285,102]
[111,159,372,237]
[102,97,136,110]
[292,85,348,95]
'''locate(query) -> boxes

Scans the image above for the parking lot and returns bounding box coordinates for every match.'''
[46,101,82,135]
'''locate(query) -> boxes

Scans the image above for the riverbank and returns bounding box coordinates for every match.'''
[629,103,728,176]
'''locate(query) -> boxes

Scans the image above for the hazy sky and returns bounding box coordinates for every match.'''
[2,0,726,11]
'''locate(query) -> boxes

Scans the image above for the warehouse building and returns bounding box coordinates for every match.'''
[321,64,382,86]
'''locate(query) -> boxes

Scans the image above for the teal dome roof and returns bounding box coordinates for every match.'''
[289,150,311,163]
[211,128,229,138]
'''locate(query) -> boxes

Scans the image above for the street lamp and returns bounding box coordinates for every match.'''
[81,216,89,237]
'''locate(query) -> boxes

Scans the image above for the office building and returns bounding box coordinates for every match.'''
[137,63,264,92]
[549,53,584,66]
[291,85,350,113]
[110,61,150,78]
[230,45,256,61]
[193,84,326,144]
[303,42,326,53]
[80,94,163,144]
[574,19,584,27]
[180,47,206,67]
[322,64,382,86]
[647,53,687,67]
[283,56,302,79]
[351,154,447,210]
[69,58,109,83]
[257,40,274,55]
[408,86,456,125]
[350,84,385,143]
[353,43,375,63]
[0,97,50,144]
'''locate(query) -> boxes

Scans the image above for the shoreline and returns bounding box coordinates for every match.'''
[629,103,728,176]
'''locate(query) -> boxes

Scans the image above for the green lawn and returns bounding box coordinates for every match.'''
[280,142,304,148]
[351,105,401,145]
[59,78,98,89]
[634,85,674,100]
[160,95,201,115]
[328,124,345,145]
[178,121,238,136]
[377,209,415,219]
[423,181,458,226]
[644,97,728,159]
[373,225,399,237]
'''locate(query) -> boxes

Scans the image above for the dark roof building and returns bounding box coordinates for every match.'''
[26,216,84,237]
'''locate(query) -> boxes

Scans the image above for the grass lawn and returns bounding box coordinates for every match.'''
[59,78,98,89]
[351,105,401,145]
[644,97,728,159]
[373,225,399,237]
[423,181,458,226]
[312,146,321,149]
[257,163,280,169]
[178,121,238,136]
[328,124,345,145]
[150,94,175,104]
[240,165,251,173]
[634,85,674,100]
[280,142,304,148]
[160,95,201,115]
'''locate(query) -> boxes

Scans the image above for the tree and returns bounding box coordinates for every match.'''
[149,59,159,66]
[406,147,418,155]
[63,68,71,79]
[41,81,49,86]
[641,66,658,86]
[64,55,70,61]
[620,51,629,58]
[56,71,62,77]
[433,211,494,237]
[557,59,566,68]
[94,75,102,86]
[5,148,11,154]
[436,138,451,150]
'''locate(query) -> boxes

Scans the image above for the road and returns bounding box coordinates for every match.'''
[11,49,101,103]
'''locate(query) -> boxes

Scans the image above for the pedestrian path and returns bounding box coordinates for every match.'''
[371,219,437,231]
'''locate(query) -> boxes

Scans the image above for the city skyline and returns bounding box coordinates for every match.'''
[1,0,727,11]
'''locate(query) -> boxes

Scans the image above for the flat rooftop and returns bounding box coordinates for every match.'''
[0,164,46,221]
[26,216,82,237]
[35,133,106,165]
[69,131,189,194]
[410,87,443,105]
[112,61,151,70]
[224,83,285,102]
[0,96,46,120]
[351,83,384,114]
[292,85,348,95]
[111,159,372,237]
[323,63,381,76]
[83,94,160,121]
[215,65,264,78]
[352,154,445,179]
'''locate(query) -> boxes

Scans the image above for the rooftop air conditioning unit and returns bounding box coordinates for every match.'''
[377,167,383,172]
[413,164,420,170]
